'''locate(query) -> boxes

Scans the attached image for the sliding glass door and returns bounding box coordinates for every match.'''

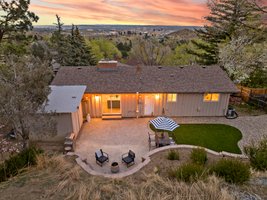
[102,94,121,114]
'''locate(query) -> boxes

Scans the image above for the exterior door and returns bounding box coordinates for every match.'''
[144,95,154,116]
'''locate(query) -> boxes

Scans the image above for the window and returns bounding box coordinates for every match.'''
[167,94,177,102]
[204,93,220,102]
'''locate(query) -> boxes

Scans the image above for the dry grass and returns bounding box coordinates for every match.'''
[0,154,237,200]
[0,153,265,200]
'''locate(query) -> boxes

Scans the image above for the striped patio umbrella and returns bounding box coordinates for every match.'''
[150,117,179,131]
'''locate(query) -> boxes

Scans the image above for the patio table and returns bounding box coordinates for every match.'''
[155,132,170,147]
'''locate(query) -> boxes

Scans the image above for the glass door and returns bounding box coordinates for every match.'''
[102,94,121,114]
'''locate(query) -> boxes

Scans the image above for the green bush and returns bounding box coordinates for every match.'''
[167,150,180,160]
[190,148,207,165]
[0,146,43,182]
[169,163,207,182]
[211,159,250,184]
[244,139,267,171]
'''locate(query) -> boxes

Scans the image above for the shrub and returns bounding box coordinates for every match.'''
[0,146,43,182]
[244,139,267,171]
[211,159,250,184]
[190,148,207,165]
[167,150,179,160]
[169,163,207,182]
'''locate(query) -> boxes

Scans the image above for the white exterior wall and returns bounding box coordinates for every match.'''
[165,93,230,117]
[86,93,230,118]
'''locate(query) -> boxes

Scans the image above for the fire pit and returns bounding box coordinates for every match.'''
[111,162,120,173]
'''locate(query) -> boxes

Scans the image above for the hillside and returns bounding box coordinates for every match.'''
[0,151,267,200]
[167,29,198,40]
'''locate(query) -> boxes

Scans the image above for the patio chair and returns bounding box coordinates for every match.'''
[95,149,109,166]
[148,132,156,150]
[122,150,135,167]
[148,132,155,142]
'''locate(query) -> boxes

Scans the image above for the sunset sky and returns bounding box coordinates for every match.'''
[30,0,209,26]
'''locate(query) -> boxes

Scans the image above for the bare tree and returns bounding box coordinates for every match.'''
[130,38,171,66]
[250,0,267,13]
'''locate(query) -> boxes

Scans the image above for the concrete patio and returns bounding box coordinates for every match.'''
[75,115,267,175]
[75,118,152,174]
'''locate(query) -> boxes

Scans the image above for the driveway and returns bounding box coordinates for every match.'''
[75,118,151,173]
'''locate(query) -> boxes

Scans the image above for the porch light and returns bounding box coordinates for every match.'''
[95,95,100,101]
[155,94,160,100]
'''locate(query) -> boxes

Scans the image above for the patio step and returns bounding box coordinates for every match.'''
[102,114,122,120]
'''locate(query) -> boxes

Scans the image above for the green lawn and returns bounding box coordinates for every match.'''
[151,124,242,154]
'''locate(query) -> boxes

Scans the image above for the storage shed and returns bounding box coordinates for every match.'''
[43,85,86,141]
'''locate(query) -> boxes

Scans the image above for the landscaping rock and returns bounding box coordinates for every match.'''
[239,192,262,200]
[250,177,267,186]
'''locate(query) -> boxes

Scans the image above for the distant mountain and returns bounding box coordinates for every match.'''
[33,24,201,32]
[167,29,198,40]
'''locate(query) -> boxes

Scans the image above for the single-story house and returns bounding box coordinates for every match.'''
[51,61,239,121]
[42,85,86,140]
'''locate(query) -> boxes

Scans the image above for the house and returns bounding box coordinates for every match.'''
[51,61,239,124]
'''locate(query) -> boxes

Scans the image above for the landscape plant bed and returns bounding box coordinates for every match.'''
[0,150,265,200]
[136,148,247,179]
[150,124,242,154]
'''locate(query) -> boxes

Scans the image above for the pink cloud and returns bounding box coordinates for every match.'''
[30,0,209,25]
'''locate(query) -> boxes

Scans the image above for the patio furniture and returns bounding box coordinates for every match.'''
[150,116,179,131]
[122,150,135,167]
[148,132,156,150]
[111,162,120,173]
[148,132,155,142]
[155,132,170,147]
[95,149,109,166]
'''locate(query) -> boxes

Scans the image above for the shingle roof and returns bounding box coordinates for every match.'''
[51,64,239,94]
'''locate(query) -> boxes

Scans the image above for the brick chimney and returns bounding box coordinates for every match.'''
[97,60,118,71]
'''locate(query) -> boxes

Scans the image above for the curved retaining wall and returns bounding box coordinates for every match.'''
[67,145,248,179]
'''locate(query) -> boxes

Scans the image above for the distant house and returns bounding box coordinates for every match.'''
[51,61,238,126]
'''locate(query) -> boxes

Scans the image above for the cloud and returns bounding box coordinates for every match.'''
[30,0,209,25]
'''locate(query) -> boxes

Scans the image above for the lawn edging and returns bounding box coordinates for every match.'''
[67,145,248,179]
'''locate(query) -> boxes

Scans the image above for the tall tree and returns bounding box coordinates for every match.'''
[50,16,96,66]
[66,25,97,66]
[50,15,70,65]
[0,0,39,43]
[189,0,266,65]
[0,54,55,147]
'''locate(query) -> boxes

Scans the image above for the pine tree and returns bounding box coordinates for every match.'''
[50,16,96,66]
[0,0,39,43]
[67,25,96,66]
[189,0,265,65]
[50,15,70,65]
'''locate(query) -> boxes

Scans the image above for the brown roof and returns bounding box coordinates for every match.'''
[51,64,239,94]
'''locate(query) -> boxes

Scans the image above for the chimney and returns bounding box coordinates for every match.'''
[136,64,142,74]
[97,60,118,71]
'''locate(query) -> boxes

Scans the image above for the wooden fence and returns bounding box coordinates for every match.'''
[237,86,267,101]
[237,85,267,111]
